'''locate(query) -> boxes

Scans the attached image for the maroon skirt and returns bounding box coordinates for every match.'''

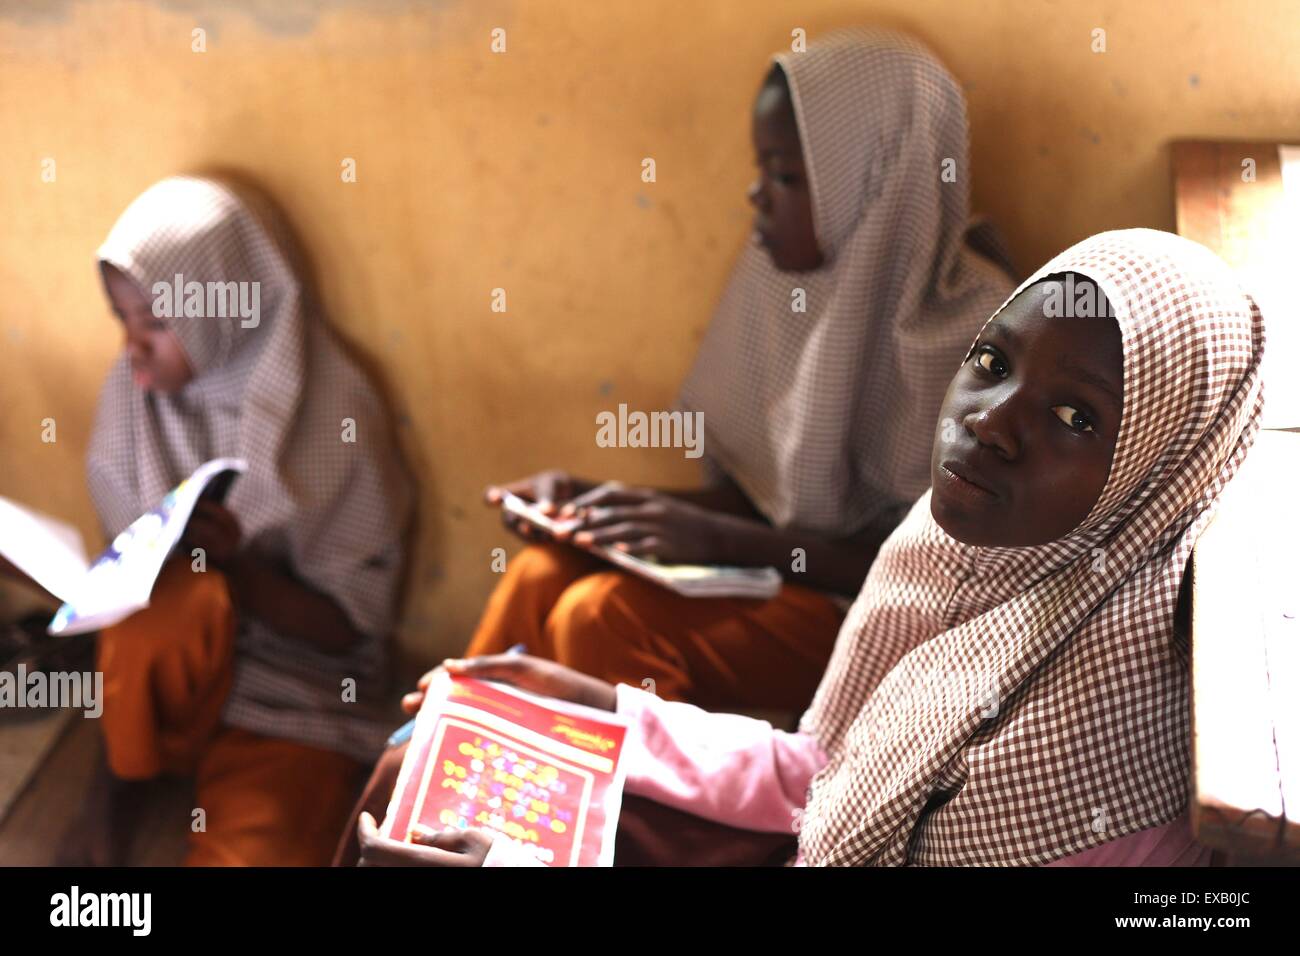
[333,742,797,867]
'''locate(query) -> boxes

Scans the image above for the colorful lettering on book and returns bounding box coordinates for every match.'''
[385,675,630,866]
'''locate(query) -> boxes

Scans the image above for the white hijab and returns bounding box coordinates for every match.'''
[88,176,413,759]
[679,28,1016,534]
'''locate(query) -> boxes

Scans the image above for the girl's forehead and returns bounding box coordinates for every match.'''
[996,277,1119,334]
[987,285,1125,382]
[753,85,798,136]
[101,261,151,306]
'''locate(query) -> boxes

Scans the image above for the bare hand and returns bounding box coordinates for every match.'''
[356,812,492,867]
[557,483,726,564]
[181,499,242,567]
[485,470,595,543]
[401,653,618,714]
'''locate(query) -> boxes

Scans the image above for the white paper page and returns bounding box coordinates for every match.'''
[0,496,89,602]
[48,457,247,635]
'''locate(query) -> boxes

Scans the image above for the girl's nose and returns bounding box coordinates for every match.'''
[747,178,767,210]
[965,402,1019,460]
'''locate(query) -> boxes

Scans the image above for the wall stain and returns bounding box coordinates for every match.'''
[4,0,466,38]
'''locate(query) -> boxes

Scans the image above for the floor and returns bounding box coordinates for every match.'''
[0,707,73,822]
[0,646,422,867]
[0,712,189,866]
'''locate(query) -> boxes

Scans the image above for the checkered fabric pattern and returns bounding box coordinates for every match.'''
[799,228,1266,865]
[679,28,1016,534]
[88,176,413,762]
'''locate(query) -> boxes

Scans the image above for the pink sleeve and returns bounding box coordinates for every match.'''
[1046,810,1213,866]
[615,683,828,834]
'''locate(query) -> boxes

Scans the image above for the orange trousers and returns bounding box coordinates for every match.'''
[464,544,845,710]
[98,559,362,866]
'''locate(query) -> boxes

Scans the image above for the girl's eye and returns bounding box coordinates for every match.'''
[777,173,800,186]
[1052,405,1095,433]
[973,345,1007,377]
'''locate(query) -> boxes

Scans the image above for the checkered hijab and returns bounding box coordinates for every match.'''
[798,228,1266,865]
[679,28,1015,534]
[88,176,413,760]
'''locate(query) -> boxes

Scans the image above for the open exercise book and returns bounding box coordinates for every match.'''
[500,490,782,600]
[383,671,632,866]
[0,458,247,636]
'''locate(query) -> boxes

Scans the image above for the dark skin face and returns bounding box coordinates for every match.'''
[930,279,1124,547]
[749,69,824,272]
[100,263,194,394]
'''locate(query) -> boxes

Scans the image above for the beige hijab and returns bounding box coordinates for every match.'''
[88,176,412,759]
[679,28,1016,534]
[799,229,1265,865]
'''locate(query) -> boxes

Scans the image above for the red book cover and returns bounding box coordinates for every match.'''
[382,672,632,866]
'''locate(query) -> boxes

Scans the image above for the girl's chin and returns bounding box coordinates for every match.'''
[930,497,997,547]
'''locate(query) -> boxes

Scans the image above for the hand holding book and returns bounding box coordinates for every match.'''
[181,499,242,568]
[0,458,248,635]
[400,653,619,716]
[496,487,783,600]
[356,811,494,867]
[555,482,730,565]
[484,469,596,543]
[377,667,632,866]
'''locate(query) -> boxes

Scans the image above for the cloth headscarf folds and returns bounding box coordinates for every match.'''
[679,28,1017,534]
[89,175,413,761]
[799,228,1265,865]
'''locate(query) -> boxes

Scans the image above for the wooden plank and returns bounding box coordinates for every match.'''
[1172,141,1224,252]
[1191,430,1300,859]
[1174,140,1300,429]
[1173,140,1285,272]
[1176,140,1300,859]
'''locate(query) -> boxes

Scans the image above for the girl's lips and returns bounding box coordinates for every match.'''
[937,463,998,505]
[131,366,153,389]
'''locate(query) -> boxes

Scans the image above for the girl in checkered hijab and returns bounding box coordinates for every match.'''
[394,227,1263,867]
[795,227,1264,864]
[71,175,413,866]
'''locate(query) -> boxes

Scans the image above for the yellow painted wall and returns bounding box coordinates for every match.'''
[2,0,1298,660]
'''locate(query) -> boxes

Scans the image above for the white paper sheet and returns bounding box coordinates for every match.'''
[0,497,89,603]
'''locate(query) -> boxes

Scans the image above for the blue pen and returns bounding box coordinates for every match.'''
[386,642,528,747]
